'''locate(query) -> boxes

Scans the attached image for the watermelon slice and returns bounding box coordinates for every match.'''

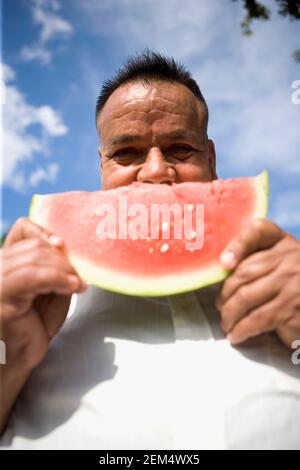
[29,170,269,296]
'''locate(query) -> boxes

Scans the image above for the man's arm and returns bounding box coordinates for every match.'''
[0,218,87,434]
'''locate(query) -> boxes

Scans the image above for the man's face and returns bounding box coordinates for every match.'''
[97,81,217,189]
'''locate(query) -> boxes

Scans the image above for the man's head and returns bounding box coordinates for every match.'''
[96,51,217,189]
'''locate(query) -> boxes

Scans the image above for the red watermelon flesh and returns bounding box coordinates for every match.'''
[29,171,269,296]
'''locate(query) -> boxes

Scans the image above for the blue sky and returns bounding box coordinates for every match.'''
[1,0,300,238]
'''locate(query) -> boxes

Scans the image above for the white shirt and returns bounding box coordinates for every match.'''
[1,284,300,450]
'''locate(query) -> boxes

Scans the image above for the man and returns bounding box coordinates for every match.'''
[1,51,300,449]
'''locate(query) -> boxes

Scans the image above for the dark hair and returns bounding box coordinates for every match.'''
[95,50,208,128]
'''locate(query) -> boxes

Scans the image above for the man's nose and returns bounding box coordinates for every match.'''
[137,147,175,184]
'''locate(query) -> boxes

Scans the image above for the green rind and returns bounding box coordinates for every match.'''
[69,254,230,297]
[29,170,269,297]
[29,195,38,220]
[254,169,269,219]
[29,194,43,224]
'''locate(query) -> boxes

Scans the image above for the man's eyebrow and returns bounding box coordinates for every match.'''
[163,129,195,140]
[108,129,195,147]
[108,134,144,146]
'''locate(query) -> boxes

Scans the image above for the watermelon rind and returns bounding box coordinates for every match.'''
[253,169,269,219]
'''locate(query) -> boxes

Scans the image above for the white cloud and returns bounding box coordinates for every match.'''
[35,106,68,136]
[21,0,73,65]
[193,13,300,178]
[29,163,59,187]
[75,0,223,59]
[1,63,16,82]
[33,1,73,43]
[1,63,67,191]
[20,45,51,65]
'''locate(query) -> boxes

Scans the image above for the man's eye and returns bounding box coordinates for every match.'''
[113,148,139,164]
[171,145,191,151]
[168,146,193,159]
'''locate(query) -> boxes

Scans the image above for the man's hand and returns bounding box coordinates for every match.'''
[0,217,87,432]
[216,219,300,349]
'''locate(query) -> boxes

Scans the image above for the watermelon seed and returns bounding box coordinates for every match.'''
[160,243,169,253]
[148,247,154,254]
[186,230,197,240]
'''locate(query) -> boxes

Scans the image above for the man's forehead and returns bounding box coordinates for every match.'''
[97,80,205,131]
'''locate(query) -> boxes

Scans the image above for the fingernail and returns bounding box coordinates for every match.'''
[220,251,237,269]
[221,321,230,333]
[227,333,241,345]
[48,235,64,247]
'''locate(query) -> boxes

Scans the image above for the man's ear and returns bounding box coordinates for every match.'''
[207,139,218,180]
[98,147,103,171]
[98,147,103,187]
